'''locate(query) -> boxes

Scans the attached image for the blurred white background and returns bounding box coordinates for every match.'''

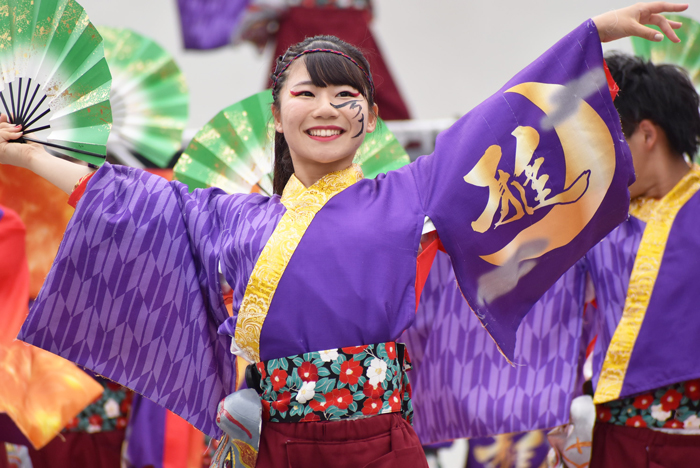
[81,0,700,130]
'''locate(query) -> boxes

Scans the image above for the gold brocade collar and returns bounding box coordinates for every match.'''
[234,163,364,363]
[280,164,364,210]
[629,164,700,223]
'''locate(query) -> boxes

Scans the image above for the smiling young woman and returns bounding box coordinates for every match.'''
[2,3,690,468]
[271,46,379,188]
[268,36,380,194]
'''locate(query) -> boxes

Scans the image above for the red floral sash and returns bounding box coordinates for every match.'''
[248,342,413,424]
[597,379,700,431]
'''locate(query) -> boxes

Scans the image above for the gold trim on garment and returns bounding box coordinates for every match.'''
[594,165,700,404]
[234,164,364,362]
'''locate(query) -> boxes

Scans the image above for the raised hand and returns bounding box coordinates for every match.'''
[0,113,94,194]
[593,2,688,43]
[0,114,37,169]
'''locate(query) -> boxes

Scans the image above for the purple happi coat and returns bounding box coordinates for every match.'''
[588,178,700,400]
[402,252,591,443]
[19,20,632,438]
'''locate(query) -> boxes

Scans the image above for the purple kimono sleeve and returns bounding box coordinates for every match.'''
[402,252,587,442]
[18,163,245,437]
[408,20,633,361]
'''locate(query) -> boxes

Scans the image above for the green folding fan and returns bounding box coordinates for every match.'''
[0,0,112,166]
[174,89,410,195]
[99,26,188,168]
[631,14,700,87]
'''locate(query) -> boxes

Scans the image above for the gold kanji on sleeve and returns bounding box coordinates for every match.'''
[465,126,590,234]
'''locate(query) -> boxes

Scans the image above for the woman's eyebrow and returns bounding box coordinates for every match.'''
[290,80,314,87]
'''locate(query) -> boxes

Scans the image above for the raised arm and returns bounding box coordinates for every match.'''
[593,2,688,43]
[0,115,94,195]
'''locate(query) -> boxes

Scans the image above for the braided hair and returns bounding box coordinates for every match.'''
[270,36,376,195]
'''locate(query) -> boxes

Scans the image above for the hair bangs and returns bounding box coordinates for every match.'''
[303,50,371,102]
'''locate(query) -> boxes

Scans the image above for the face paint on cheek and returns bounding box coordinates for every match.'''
[353,114,365,138]
[331,100,365,138]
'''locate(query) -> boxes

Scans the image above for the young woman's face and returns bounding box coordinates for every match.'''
[273,60,377,173]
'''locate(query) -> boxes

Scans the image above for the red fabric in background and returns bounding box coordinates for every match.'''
[0,444,7,468]
[27,430,125,468]
[272,7,411,121]
[0,205,29,344]
[68,173,95,209]
[591,422,700,468]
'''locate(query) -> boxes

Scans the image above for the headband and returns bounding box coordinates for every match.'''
[272,48,375,98]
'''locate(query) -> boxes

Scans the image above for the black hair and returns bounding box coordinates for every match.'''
[271,36,375,195]
[605,52,700,160]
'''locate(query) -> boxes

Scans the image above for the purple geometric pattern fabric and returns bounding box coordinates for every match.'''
[19,163,285,437]
[585,219,643,392]
[177,0,250,49]
[402,252,586,443]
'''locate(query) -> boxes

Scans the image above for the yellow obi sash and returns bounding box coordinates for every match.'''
[234,164,364,362]
[594,166,700,403]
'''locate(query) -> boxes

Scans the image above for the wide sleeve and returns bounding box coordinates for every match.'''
[18,162,248,437]
[402,251,588,443]
[408,20,633,361]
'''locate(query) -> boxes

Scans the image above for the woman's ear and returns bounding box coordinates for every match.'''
[638,119,658,150]
[272,105,283,133]
[366,104,379,134]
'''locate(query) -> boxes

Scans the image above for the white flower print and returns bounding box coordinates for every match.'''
[296,381,316,404]
[87,424,101,434]
[319,349,339,362]
[650,404,671,422]
[684,415,700,429]
[367,358,388,386]
[103,399,120,418]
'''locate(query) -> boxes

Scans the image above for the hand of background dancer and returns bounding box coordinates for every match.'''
[0,113,94,195]
[593,2,688,43]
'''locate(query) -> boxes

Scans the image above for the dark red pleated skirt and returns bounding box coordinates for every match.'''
[256,413,428,468]
[591,422,700,468]
[272,7,412,121]
[26,429,125,468]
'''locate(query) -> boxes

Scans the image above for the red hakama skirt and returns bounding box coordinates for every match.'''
[256,413,428,468]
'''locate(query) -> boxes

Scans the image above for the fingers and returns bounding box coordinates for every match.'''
[597,3,689,43]
[647,13,682,42]
[632,23,667,42]
[0,113,6,124]
[0,123,23,141]
[641,2,688,14]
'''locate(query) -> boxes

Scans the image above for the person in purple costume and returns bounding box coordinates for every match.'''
[587,51,700,466]
[0,4,687,467]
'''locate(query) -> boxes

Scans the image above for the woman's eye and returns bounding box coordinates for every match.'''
[338,91,360,98]
[290,90,314,97]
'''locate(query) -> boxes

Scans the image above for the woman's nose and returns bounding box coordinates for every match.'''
[312,99,340,118]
